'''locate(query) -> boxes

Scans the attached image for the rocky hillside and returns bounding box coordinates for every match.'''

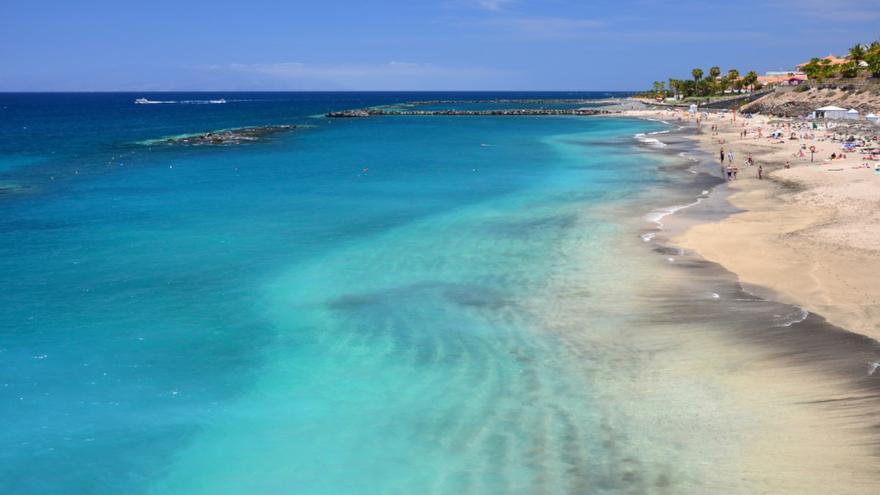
[743,84,880,117]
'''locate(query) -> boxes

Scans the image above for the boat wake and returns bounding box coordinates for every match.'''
[135,98,227,105]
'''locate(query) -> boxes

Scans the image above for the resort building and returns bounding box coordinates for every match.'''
[757,73,807,87]
[796,54,848,70]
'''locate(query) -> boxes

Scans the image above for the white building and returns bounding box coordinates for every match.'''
[815,105,848,120]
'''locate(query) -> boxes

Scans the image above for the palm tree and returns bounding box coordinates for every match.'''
[707,66,721,94]
[691,68,703,82]
[652,80,665,96]
[669,78,685,98]
[726,69,740,91]
[848,43,866,62]
[742,71,759,91]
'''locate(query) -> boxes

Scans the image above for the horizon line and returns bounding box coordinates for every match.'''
[0,89,640,94]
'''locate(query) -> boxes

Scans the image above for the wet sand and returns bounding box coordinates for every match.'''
[623,107,880,340]
[571,121,880,493]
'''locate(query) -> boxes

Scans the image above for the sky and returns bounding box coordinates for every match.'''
[2,0,879,91]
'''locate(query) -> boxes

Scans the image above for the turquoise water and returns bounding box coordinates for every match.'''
[0,93,671,494]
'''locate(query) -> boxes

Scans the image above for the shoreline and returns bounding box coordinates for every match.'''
[615,105,880,341]
[616,117,880,492]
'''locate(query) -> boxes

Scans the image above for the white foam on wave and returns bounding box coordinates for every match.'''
[678,151,700,163]
[644,196,704,229]
[644,118,671,125]
[634,132,668,148]
[772,308,810,327]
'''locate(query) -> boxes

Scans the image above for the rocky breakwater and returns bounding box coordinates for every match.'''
[326,108,614,118]
[145,125,296,146]
[402,98,612,105]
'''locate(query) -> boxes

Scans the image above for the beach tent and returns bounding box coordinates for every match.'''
[846,108,859,120]
[688,104,698,114]
[815,105,848,120]
[866,113,879,124]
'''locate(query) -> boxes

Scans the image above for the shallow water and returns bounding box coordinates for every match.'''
[1,94,878,494]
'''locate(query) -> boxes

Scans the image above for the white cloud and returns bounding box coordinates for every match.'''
[213,61,499,78]
[452,0,517,11]
[464,16,602,39]
[781,0,880,21]
[204,61,511,90]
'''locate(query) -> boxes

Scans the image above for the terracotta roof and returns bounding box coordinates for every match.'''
[757,74,808,85]
[796,55,848,68]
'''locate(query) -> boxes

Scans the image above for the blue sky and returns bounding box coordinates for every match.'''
[2,0,879,91]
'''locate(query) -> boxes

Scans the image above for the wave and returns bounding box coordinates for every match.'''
[644,118,671,125]
[772,307,810,327]
[634,132,668,148]
[643,194,705,228]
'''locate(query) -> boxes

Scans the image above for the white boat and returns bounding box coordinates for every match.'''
[134,97,152,104]
[209,98,226,104]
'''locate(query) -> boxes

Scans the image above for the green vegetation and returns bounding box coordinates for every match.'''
[642,38,880,99]
[801,39,880,81]
[643,66,761,99]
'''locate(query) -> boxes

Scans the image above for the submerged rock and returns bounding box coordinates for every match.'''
[147,125,296,146]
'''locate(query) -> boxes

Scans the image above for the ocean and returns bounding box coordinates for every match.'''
[2,93,877,494]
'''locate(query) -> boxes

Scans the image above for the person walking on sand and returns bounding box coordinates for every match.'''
[727,151,734,164]
[758,164,763,180]
[720,147,725,164]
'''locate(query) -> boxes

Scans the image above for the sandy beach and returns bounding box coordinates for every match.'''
[595,107,880,492]
[622,106,880,341]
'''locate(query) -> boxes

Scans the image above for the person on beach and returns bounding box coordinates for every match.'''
[720,147,725,163]
[726,165,733,180]
[727,151,734,164]
[732,166,739,180]
[758,164,763,180]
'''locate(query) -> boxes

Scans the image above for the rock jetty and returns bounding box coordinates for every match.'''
[402,98,611,105]
[326,108,613,118]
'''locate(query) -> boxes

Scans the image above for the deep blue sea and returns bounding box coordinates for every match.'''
[0,92,688,494]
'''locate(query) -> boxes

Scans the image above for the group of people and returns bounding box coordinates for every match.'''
[719,147,763,180]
